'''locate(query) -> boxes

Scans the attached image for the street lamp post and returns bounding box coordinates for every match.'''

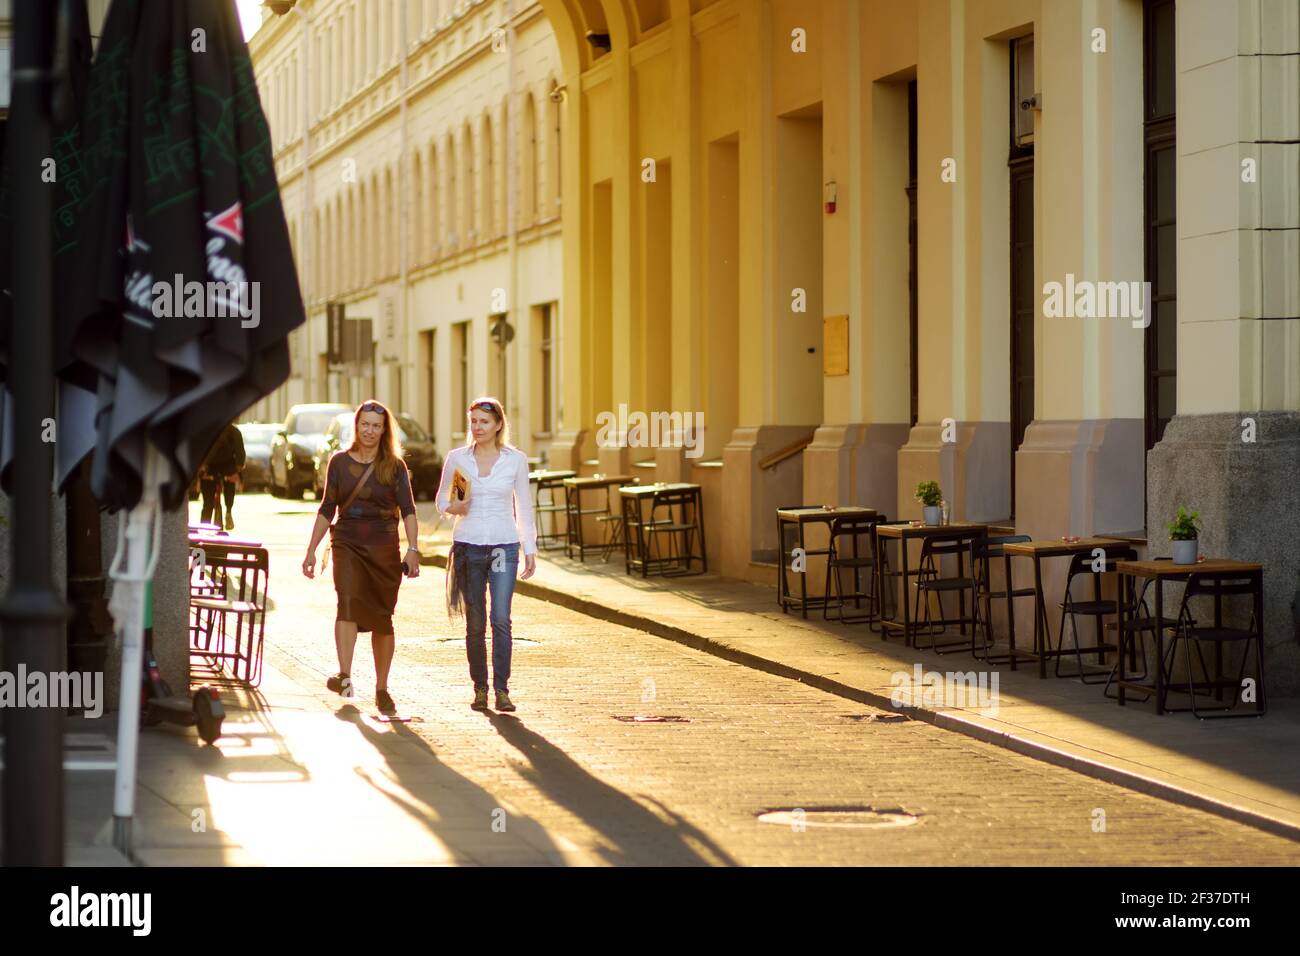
[1,0,71,866]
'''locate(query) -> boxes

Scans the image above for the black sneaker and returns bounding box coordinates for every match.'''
[326,673,354,698]
[471,686,489,711]
[376,688,396,714]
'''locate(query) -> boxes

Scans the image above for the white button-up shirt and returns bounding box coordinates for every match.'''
[436,444,537,555]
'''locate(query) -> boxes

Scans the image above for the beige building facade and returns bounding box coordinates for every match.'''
[528,0,1300,693]
[248,0,564,457]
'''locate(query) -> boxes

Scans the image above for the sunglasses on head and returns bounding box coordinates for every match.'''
[471,401,497,413]
[360,403,384,414]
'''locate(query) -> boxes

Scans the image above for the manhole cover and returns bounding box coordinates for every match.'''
[840,713,911,723]
[611,715,691,723]
[756,806,920,829]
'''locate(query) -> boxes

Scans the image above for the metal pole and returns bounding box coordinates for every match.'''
[1,0,70,866]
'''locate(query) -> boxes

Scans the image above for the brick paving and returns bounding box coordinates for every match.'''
[164,493,1300,865]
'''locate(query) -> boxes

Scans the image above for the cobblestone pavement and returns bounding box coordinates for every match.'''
[211,492,1300,865]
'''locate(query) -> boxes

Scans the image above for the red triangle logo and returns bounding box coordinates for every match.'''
[207,202,244,244]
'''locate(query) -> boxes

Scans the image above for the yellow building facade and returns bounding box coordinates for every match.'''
[534,0,1300,692]
[248,0,565,456]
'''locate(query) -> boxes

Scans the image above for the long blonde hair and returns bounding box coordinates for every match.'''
[465,396,512,450]
[348,399,404,484]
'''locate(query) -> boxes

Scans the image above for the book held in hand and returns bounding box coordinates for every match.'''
[451,468,470,501]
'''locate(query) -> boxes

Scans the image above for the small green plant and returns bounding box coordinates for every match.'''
[1168,504,1200,541]
[914,481,943,508]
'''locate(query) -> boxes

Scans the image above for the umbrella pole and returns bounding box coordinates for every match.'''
[109,445,164,857]
[0,0,68,867]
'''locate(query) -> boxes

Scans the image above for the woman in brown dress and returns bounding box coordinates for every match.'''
[301,400,419,714]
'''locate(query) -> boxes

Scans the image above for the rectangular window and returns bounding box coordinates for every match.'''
[489,312,508,411]
[452,320,469,437]
[419,329,436,446]
[1009,36,1036,518]
[1144,0,1176,450]
[540,304,554,434]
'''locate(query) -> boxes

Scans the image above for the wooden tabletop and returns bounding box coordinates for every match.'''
[620,482,701,497]
[529,469,577,482]
[875,521,986,538]
[1117,558,1263,577]
[563,474,636,488]
[776,506,878,520]
[1002,537,1127,557]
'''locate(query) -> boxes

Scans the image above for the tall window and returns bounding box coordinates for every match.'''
[907,79,919,427]
[1144,0,1177,449]
[540,304,554,433]
[1008,36,1036,517]
[452,321,470,436]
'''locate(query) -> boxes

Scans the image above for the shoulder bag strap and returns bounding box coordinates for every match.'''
[334,461,377,525]
[322,461,376,573]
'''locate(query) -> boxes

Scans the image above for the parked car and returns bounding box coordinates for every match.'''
[312,411,443,501]
[236,422,279,492]
[269,403,353,499]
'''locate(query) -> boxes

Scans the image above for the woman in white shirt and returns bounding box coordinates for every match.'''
[436,396,537,712]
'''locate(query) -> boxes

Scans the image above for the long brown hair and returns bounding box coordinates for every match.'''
[465,396,512,450]
[348,399,404,484]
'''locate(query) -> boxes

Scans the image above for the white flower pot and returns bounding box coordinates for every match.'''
[1172,539,1198,565]
[923,505,942,527]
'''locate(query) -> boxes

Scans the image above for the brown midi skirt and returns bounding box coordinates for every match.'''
[331,536,403,634]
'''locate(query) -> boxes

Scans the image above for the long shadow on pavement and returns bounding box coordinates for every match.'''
[335,706,566,865]
[486,712,738,866]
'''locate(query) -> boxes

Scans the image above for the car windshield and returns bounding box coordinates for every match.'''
[293,410,349,435]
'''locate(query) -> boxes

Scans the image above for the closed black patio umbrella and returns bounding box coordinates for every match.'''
[8,0,305,854]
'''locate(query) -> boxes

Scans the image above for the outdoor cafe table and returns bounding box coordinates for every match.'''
[776,506,878,618]
[529,469,577,550]
[1113,558,1264,716]
[873,521,987,646]
[620,483,707,577]
[1001,537,1128,678]
[563,474,636,561]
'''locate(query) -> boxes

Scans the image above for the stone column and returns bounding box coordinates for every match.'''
[1148,0,1300,694]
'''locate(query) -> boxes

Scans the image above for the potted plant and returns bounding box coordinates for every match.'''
[1168,504,1200,565]
[915,480,943,527]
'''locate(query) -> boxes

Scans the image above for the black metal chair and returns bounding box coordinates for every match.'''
[644,488,705,575]
[823,514,884,625]
[869,520,919,635]
[971,534,1038,667]
[1099,562,1176,701]
[532,475,569,550]
[913,530,982,654]
[1165,569,1267,719]
[1053,545,1138,683]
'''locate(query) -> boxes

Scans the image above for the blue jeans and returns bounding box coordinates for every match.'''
[456,542,519,691]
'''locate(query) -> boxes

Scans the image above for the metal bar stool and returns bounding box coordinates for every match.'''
[913,530,982,655]
[1165,569,1267,718]
[823,514,884,625]
[971,534,1038,668]
[1054,545,1138,683]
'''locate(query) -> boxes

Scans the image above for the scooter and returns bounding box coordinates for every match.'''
[139,611,225,745]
